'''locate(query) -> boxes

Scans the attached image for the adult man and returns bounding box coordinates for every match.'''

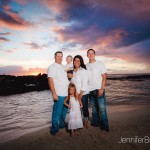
[86,49,109,132]
[47,51,69,135]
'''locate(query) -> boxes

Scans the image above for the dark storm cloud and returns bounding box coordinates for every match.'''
[45,0,150,67]
[50,0,150,49]
[0,32,11,36]
[0,32,11,42]
[23,41,49,50]
[0,37,9,42]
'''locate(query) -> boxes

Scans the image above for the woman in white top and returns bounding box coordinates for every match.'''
[71,55,89,128]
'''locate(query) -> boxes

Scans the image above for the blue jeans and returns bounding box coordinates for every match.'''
[90,90,109,130]
[82,94,89,121]
[50,96,68,135]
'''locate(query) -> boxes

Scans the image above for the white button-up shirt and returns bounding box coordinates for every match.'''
[47,62,69,96]
[71,67,89,95]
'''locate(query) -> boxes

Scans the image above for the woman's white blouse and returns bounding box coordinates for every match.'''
[71,67,89,95]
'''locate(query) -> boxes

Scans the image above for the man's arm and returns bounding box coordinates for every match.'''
[64,97,70,109]
[48,77,58,101]
[98,73,107,96]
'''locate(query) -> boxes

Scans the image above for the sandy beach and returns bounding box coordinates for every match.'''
[0,104,150,150]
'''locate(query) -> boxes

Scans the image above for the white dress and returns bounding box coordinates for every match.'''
[68,97,83,130]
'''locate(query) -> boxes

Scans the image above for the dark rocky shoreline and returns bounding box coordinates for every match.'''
[0,74,149,96]
[0,74,49,96]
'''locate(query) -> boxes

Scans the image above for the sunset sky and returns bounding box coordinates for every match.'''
[0,0,150,75]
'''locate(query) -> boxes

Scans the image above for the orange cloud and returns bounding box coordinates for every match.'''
[94,29,128,50]
[25,67,46,75]
[0,66,46,76]
[2,5,11,11]
[53,25,128,50]
[44,0,68,14]
[0,6,33,30]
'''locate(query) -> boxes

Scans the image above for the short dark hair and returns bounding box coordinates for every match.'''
[87,49,95,55]
[54,51,63,57]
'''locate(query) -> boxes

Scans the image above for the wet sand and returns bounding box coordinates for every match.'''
[0,105,150,150]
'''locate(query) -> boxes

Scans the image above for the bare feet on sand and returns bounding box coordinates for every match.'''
[84,121,88,129]
[55,131,63,136]
[70,130,76,137]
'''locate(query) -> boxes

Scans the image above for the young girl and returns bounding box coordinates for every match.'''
[64,83,83,136]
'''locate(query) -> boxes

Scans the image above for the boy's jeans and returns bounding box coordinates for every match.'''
[90,90,109,130]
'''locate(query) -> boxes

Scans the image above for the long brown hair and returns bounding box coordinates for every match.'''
[73,55,87,70]
[68,83,77,100]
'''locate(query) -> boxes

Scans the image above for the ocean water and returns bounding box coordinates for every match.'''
[0,75,150,143]
[0,90,53,143]
[106,79,150,104]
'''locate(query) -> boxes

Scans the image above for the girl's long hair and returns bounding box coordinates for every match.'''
[73,55,87,70]
[68,83,77,100]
